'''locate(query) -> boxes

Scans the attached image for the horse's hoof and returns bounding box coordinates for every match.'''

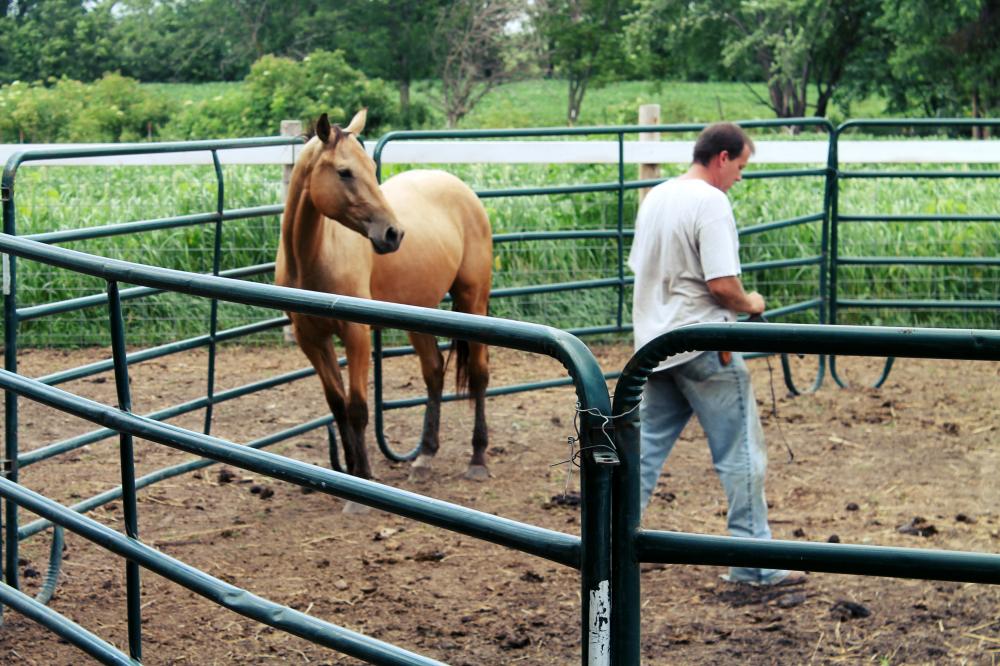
[342,500,371,515]
[464,465,490,481]
[408,454,434,483]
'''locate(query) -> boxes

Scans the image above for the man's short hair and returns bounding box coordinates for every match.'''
[692,123,755,166]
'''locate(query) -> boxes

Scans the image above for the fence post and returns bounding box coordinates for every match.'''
[280,120,302,344]
[638,104,661,204]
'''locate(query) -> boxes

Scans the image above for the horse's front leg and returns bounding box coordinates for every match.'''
[293,322,368,480]
[407,332,445,483]
[340,323,373,481]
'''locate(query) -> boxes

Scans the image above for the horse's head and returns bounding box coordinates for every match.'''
[308,109,404,254]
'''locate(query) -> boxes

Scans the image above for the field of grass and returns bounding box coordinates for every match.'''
[146,78,890,133]
[3,81,995,346]
[6,150,998,348]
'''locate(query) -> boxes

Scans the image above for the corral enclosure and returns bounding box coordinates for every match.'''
[0,119,998,664]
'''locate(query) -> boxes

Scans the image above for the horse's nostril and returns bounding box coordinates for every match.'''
[385,226,401,245]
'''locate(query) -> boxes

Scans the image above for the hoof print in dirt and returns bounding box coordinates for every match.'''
[496,632,530,650]
[544,492,580,509]
[897,517,937,537]
[774,591,807,608]
[792,528,806,538]
[845,502,860,511]
[412,549,446,562]
[955,513,976,524]
[827,534,841,543]
[216,467,237,484]
[250,484,274,499]
[519,570,544,583]
[830,599,871,620]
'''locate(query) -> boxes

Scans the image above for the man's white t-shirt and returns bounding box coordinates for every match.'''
[628,178,742,372]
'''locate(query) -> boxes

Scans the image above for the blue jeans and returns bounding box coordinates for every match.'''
[639,350,788,585]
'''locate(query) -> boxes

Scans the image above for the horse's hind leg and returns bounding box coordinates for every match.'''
[407,332,445,483]
[450,284,491,481]
[463,340,490,480]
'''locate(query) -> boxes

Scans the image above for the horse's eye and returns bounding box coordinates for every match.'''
[337,169,353,179]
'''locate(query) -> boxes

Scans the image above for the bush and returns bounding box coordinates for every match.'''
[164,49,416,140]
[0,74,175,143]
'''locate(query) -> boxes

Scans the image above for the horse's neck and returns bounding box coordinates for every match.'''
[281,181,339,285]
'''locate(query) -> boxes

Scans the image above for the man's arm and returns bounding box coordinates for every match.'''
[706,276,765,315]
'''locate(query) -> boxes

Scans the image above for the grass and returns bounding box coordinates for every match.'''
[5,79,997,346]
[146,78,890,133]
[7,157,998,348]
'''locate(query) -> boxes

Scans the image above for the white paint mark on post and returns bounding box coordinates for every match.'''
[2,254,9,295]
[588,580,611,666]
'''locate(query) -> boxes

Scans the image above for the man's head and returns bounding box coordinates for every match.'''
[692,123,755,193]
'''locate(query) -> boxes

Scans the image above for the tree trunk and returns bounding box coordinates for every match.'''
[399,80,411,112]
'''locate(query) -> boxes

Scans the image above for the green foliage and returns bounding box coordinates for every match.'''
[875,0,1000,121]
[625,0,887,120]
[532,0,638,124]
[0,0,117,83]
[0,73,175,142]
[164,50,416,139]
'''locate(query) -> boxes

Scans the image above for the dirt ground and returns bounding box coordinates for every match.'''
[0,341,997,665]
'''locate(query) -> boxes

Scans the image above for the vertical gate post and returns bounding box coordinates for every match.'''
[638,104,661,204]
[281,120,302,345]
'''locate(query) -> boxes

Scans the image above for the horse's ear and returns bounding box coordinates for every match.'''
[346,108,367,135]
[316,114,331,144]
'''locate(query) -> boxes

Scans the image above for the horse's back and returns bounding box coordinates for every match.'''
[373,170,491,307]
[382,169,490,238]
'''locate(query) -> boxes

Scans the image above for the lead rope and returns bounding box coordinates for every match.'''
[748,314,795,464]
[764,353,796,464]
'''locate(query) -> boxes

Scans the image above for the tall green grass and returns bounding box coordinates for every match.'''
[6,156,998,348]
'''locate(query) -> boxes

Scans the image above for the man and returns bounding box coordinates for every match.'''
[628,122,801,586]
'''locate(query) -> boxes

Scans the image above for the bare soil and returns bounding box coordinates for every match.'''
[0,343,997,665]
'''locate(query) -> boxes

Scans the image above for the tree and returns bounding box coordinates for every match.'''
[301,0,447,116]
[432,0,525,128]
[533,0,635,125]
[0,0,116,83]
[626,0,886,125]
[876,0,999,136]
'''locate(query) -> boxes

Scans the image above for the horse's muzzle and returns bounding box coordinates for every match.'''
[370,226,404,254]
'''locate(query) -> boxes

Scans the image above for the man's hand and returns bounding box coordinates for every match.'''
[746,290,765,315]
[707,276,766,315]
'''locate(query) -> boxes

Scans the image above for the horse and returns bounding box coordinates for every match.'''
[275,110,492,502]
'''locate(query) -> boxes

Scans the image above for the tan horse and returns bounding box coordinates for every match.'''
[276,110,492,495]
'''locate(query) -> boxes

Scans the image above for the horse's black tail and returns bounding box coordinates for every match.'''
[453,339,470,395]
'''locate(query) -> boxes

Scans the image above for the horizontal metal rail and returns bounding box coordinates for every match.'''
[24,205,283,245]
[837,213,1000,223]
[17,412,337,540]
[0,232,615,664]
[609,321,1000,662]
[0,474,444,666]
[17,262,277,322]
[1,368,583,567]
[0,581,138,665]
[36,317,287,386]
[636,530,1000,584]
[836,299,1000,310]
[838,256,1000,266]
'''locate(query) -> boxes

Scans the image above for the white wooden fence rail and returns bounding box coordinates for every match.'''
[2,139,999,168]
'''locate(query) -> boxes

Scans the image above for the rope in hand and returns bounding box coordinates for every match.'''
[748,314,795,464]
